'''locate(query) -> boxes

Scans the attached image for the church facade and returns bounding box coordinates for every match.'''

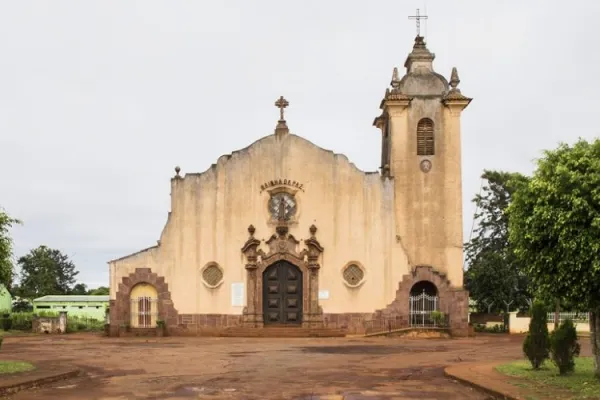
[108,35,471,337]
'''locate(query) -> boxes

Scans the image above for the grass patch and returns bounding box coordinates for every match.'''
[0,361,35,374]
[496,357,600,399]
[0,330,36,336]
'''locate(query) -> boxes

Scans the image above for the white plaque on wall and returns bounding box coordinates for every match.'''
[231,282,244,307]
[318,290,330,300]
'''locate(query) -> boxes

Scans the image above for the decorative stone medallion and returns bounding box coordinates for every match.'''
[420,159,432,173]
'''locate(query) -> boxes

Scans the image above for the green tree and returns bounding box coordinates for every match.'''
[464,170,531,313]
[70,283,88,295]
[523,302,550,369]
[0,208,22,290]
[88,286,109,295]
[550,319,581,375]
[508,139,600,378]
[16,246,79,299]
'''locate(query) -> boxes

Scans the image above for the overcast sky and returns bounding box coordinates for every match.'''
[1,1,598,288]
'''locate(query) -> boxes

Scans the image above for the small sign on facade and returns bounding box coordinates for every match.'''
[231,282,244,307]
[318,290,330,300]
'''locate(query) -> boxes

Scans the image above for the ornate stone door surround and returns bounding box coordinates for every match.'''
[241,224,324,328]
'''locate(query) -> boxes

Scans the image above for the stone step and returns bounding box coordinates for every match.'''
[219,327,346,338]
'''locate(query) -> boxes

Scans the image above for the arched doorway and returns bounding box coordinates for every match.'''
[409,280,440,327]
[129,283,158,328]
[263,261,303,325]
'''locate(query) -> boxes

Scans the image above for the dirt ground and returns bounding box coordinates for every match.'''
[0,333,592,400]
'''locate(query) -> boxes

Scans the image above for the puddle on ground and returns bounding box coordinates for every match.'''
[163,386,237,398]
[56,384,77,389]
[300,345,447,355]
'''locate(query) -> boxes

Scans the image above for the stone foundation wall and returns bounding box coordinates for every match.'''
[323,313,375,335]
[172,312,376,335]
[174,314,243,335]
[110,266,469,337]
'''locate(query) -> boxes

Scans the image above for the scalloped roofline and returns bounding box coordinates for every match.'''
[175,133,381,180]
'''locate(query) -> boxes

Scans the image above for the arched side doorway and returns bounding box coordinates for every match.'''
[409,280,441,327]
[263,261,303,325]
[130,283,158,328]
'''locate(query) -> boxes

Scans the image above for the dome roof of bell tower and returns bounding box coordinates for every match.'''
[398,36,449,97]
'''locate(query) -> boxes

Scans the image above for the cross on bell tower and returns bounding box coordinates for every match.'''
[274,95,290,136]
[408,8,428,37]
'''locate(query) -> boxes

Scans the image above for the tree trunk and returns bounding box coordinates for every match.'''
[554,299,560,330]
[591,309,600,379]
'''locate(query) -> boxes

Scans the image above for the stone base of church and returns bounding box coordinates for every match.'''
[323,313,375,335]
[109,266,469,337]
[163,313,375,336]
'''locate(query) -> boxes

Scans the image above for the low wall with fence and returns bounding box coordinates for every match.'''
[509,311,590,334]
[32,311,67,334]
[469,312,504,328]
[1,311,106,333]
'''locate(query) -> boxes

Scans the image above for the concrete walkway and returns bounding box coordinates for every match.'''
[445,361,530,400]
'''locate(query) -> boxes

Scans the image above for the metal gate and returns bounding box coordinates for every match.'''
[409,291,439,327]
[130,297,158,328]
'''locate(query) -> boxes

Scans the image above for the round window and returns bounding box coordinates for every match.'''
[202,264,224,287]
[343,264,364,286]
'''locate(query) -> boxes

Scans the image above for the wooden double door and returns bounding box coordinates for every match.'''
[263,261,303,325]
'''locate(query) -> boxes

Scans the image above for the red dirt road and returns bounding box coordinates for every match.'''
[0,333,590,399]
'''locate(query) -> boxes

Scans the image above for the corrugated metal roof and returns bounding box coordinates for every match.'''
[33,295,109,303]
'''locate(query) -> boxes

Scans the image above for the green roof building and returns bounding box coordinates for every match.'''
[33,295,109,320]
[0,285,11,313]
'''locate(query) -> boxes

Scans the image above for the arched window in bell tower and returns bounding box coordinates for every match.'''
[381,117,391,171]
[416,118,435,156]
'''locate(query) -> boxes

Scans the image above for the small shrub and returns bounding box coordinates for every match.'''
[10,313,34,331]
[523,302,550,369]
[430,311,445,326]
[550,319,581,375]
[156,320,166,328]
[1,316,12,331]
[473,323,506,333]
[65,316,104,333]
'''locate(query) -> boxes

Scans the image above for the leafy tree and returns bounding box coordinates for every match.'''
[70,283,88,295]
[508,139,600,378]
[464,170,531,313]
[16,246,79,299]
[0,208,22,290]
[550,319,581,375]
[11,298,32,312]
[523,302,550,369]
[88,286,109,295]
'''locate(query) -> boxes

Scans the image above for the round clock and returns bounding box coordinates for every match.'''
[269,192,297,221]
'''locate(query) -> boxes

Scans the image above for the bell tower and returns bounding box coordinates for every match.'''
[374,35,471,287]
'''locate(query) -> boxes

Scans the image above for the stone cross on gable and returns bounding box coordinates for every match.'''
[408,8,428,37]
[275,96,289,121]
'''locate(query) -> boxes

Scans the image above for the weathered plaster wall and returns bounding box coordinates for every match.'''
[387,97,464,288]
[110,133,409,315]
